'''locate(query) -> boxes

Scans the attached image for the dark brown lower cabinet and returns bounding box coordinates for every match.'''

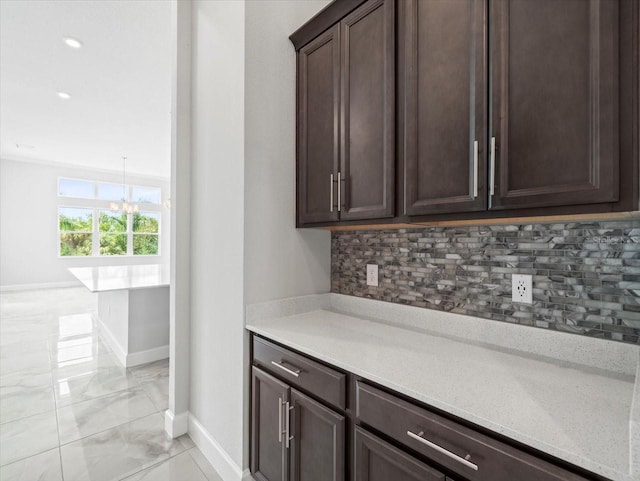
[251,335,595,481]
[251,365,345,481]
[290,389,345,481]
[354,426,446,481]
[251,367,289,481]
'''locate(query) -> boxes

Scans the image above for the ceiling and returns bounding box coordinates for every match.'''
[0,0,171,178]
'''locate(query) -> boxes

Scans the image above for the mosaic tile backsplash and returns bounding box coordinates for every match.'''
[331,221,640,344]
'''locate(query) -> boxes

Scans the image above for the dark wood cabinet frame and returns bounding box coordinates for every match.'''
[249,333,608,481]
[291,0,639,229]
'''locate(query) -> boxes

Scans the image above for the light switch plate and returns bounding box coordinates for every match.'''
[512,274,533,304]
[366,264,379,287]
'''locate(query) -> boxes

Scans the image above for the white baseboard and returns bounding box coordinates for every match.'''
[0,280,81,292]
[96,315,168,367]
[127,345,169,367]
[189,414,245,481]
[242,469,255,481]
[165,409,189,438]
[96,316,128,366]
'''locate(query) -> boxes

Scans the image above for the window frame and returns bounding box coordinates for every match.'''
[57,206,95,258]
[132,211,161,257]
[57,176,163,258]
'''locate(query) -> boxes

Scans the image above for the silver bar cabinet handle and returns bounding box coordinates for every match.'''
[285,401,293,449]
[278,397,283,443]
[271,360,300,378]
[473,140,479,198]
[337,171,341,212]
[407,431,478,471]
[489,136,496,196]
[330,174,334,212]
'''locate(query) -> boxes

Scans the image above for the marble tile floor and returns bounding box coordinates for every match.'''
[0,287,221,481]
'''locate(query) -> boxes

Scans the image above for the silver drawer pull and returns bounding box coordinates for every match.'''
[285,401,293,449]
[472,140,479,198]
[489,136,496,196]
[337,171,342,212]
[278,397,284,443]
[330,174,334,212]
[407,430,478,471]
[271,360,301,378]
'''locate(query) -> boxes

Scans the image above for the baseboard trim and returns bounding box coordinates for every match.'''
[164,409,189,438]
[96,314,168,367]
[127,345,169,367]
[189,413,245,481]
[0,280,82,292]
[242,468,255,481]
[96,315,128,367]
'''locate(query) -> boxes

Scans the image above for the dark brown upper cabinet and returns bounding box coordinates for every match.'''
[297,25,341,225]
[295,0,394,226]
[401,0,488,216]
[489,0,621,210]
[293,0,637,227]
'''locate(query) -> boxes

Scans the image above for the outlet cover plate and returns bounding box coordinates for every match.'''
[366,264,379,287]
[512,274,532,304]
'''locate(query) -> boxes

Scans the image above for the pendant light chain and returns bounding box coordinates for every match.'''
[110,156,138,214]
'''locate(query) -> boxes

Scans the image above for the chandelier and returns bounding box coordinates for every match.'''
[110,156,139,214]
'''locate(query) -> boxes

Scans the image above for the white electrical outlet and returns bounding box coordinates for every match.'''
[512,274,533,304]
[366,264,379,287]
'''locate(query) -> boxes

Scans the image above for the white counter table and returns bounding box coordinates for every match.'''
[70,264,170,367]
[246,293,640,481]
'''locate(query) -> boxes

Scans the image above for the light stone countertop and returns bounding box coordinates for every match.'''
[69,264,170,292]
[245,293,640,481]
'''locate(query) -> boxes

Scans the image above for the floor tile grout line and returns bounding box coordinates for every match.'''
[187,447,216,481]
[0,446,61,470]
[120,435,199,481]
[0,404,56,427]
[56,410,165,448]
[51,338,66,481]
[52,368,143,410]
[55,379,143,408]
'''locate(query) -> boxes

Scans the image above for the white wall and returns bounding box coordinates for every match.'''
[0,157,170,288]
[186,0,331,476]
[188,0,246,473]
[244,0,332,306]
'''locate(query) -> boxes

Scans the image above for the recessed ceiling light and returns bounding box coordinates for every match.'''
[63,37,83,49]
[57,92,71,100]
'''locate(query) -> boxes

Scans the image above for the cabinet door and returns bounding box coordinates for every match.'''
[297,25,340,225]
[339,0,395,220]
[490,0,619,210]
[251,367,290,481]
[402,0,487,215]
[354,427,446,481]
[289,389,345,481]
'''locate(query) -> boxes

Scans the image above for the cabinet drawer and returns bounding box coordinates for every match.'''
[253,336,346,410]
[356,382,588,481]
[355,426,446,481]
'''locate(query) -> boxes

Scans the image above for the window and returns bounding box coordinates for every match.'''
[59,179,94,199]
[97,182,126,202]
[57,177,162,257]
[133,212,159,255]
[131,186,161,205]
[59,207,93,256]
[99,210,127,255]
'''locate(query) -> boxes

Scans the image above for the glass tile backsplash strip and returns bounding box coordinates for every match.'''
[331,221,640,344]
